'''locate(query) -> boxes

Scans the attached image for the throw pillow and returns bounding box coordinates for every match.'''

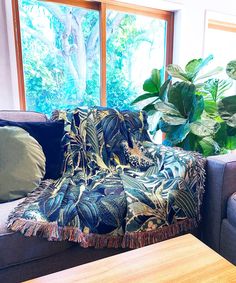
[0,126,46,203]
[0,119,64,179]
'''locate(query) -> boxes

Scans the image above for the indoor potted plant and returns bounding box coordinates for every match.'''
[132,55,236,156]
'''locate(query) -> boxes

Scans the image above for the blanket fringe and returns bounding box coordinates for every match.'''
[190,151,206,221]
[121,218,197,249]
[8,218,197,249]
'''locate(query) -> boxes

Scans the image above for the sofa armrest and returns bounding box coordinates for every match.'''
[202,154,236,252]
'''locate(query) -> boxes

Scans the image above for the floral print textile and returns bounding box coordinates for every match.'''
[8,107,205,248]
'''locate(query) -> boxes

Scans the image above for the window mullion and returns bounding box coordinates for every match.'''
[166,13,174,68]
[12,0,26,110]
[99,2,107,106]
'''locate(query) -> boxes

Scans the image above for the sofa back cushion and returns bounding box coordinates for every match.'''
[0,120,65,180]
[0,110,47,122]
[0,126,46,203]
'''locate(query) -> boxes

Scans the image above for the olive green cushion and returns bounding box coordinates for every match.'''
[0,126,46,202]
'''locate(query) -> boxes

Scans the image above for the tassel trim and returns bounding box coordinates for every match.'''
[8,218,197,249]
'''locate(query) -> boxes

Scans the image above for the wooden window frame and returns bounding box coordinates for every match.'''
[208,19,236,33]
[12,0,174,110]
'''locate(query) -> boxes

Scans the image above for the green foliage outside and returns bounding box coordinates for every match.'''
[132,55,236,156]
[19,0,165,115]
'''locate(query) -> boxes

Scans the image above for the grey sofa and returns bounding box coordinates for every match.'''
[0,111,127,283]
[203,154,236,264]
[1,110,236,282]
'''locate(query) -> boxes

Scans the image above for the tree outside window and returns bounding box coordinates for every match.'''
[17,0,171,115]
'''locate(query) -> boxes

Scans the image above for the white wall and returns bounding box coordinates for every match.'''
[1,0,236,110]
[173,0,236,65]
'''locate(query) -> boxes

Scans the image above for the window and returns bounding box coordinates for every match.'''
[204,13,236,94]
[13,0,173,115]
[106,10,167,109]
[205,19,236,71]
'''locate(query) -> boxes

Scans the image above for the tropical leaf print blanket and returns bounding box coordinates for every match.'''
[8,107,206,248]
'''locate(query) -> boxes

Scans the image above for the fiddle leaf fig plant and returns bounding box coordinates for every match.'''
[226,60,236,80]
[132,55,236,156]
[216,60,236,151]
[167,55,223,83]
[219,96,236,128]
[198,78,232,118]
[131,69,170,112]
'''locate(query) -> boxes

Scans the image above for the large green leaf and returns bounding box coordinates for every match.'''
[184,57,209,82]
[190,118,220,137]
[167,55,222,83]
[196,66,223,81]
[199,137,220,156]
[151,69,161,89]
[168,82,196,117]
[179,133,199,152]
[185,58,203,74]
[218,95,236,127]
[161,121,190,145]
[226,135,236,150]
[226,114,236,128]
[168,55,213,83]
[159,79,171,101]
[204,100,217,116]
[226,60,236,80]
[203,78,232,102]
[214,122,227,148]
[187,54,214,82]
[143,78,158,93]
[162,114,187,126]
[154,100,184,117]
[166,65,189,82]
[143,69,161,93]
[148,111,162,134]
[142,104,156,114]
[154,99,187,126]
[131,93,159,105]
[190,95,204,122]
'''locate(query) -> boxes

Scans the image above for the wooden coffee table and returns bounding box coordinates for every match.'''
[25,234,236,283]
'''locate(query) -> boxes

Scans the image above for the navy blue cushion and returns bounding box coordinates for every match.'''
[0,120,64,180]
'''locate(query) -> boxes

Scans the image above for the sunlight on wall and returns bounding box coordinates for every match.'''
[204,11,236,95]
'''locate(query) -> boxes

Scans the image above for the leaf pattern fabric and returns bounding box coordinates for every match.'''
[8,107,206,248]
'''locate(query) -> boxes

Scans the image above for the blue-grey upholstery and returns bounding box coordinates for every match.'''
[227,193,236,229]
[202,154,236,264]
[0,111,72,279]
[0,110,47,122]
[1,110,236,283]
[0,199,72,270]
[0,110,125,283]
[220,219,236,264]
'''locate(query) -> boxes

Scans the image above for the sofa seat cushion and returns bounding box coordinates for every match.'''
[0,198,25,235]
[220,219,236,264]
[227,192,236,228]
[0,199,73,270]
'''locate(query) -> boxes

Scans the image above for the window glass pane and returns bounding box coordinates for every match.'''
[106,10,167,110]
[19,0,100,115]
[205,26,236,95]
[205,27,236,71]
